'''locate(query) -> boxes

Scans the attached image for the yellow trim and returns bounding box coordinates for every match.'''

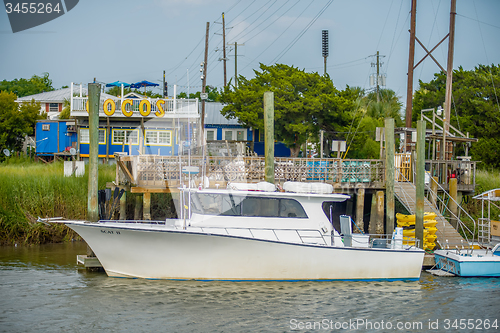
[103,99,116,116]
[121,99,133,117]
[139,100,151,116]
[86,100,89,113]
[80,154,116,158]
[144,129,172,146]
[111,129,139,146]
[155,99,165,117]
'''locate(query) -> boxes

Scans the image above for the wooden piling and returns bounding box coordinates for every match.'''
[143,192,151,220]
[369,193,377,235]
[415,120,426,248]
[355,188,365,233]
[119,191,126,220]
[264,91,274,184]
[384,118,395,235]
[87,83,100,223]
[134,195,142,220]
[376,191,385,234]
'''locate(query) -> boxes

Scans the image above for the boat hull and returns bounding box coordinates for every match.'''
[69,222,424,281]
[434,250,500,277]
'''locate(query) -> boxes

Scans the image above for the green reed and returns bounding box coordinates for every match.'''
[0,160,115,244]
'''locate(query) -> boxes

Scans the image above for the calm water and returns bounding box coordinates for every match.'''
[1,242,499,333]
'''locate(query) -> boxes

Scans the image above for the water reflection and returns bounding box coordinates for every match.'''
[1,243,499,332]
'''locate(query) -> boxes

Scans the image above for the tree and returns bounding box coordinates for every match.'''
[106,86,133,97]
[177,85,222,102]
[0,73,54,98]
[0,92,43,153]
[413,64,500,167]
[59,98,71,119]
[220,64,355,157]
[324,86,403,159]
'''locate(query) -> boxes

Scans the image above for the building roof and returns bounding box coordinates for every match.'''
[204,102,240,125]
[16,87,116,103]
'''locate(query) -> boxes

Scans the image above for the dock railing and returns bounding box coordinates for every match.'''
[117,155,386,188]
[394,167,476,246]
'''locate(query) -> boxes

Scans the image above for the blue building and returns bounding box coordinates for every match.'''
[28,84,291,161]
[35,120,78,158]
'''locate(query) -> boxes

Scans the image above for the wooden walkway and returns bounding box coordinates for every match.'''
[395,181,467,247]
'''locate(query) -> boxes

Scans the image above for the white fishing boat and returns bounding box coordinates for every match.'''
[62,182,425,281]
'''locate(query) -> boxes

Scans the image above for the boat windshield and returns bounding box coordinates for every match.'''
[191,193,308,218]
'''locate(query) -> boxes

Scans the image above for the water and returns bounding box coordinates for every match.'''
[1,243,499,332]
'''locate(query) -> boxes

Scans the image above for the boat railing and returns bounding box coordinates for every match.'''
[99,220,420,249]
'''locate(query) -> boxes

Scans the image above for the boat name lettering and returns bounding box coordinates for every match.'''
[100,229,120,235]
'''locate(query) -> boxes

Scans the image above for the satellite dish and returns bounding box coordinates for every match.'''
[70,148,77,156]
[3,149,10,157]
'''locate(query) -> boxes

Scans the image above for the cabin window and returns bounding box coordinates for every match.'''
[42,124,50,131]
[80,128,106,144]
[322,201,348,233]
[192,193,307,218]
[112,129,138,145]
[241,197,280,217]
[145,130,172,146]
[279,198,308,218]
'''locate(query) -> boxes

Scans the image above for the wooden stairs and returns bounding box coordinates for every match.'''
[394,181,467,248]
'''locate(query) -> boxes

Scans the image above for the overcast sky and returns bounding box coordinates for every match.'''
[1,0,499,108]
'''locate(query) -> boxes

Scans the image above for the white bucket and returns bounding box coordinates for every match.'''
[393,227,403,249]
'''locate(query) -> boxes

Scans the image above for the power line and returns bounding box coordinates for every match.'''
[271,0,334,64]
[242,0,314,72]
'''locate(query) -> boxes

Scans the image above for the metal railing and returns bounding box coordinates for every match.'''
[394,168,476,245]
[71,96,199,117]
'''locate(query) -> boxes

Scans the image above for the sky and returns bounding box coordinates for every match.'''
[1,0,500,109]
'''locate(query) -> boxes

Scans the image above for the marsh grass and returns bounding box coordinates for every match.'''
[0,160,115,244]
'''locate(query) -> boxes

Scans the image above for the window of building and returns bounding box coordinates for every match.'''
[112,129,139,145]
[206,129,215,141]
[42,124,50,131]
[237,130,245,141]
[222,129,246,141]
[80,128,106,144]
[224,130,233,141]
[49,103,59,112]
[259,130,265,142]
[145,130,172,146]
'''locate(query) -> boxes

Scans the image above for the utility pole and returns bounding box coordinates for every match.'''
[201,22,209,136]
[406,0,416,129]
[370,51,385,102]
[442,0,456,161]
[227,42,244,88]
[234,42,238,88]
[163,70,166,97]
[376,51,380,102]
[222,13,227,87]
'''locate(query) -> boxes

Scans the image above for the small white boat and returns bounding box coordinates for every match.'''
[433,245,500,277]
[64,183,425,281]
